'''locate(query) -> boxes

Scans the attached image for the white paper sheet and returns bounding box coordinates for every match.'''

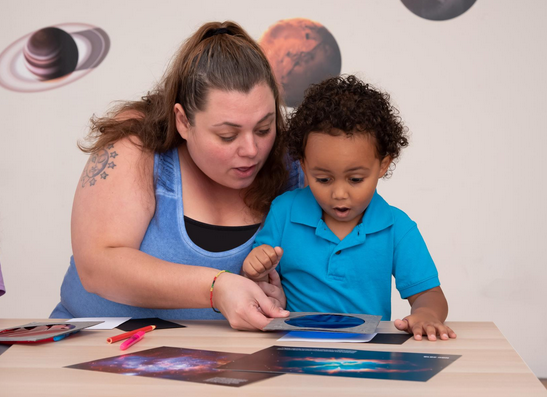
[68,317,131,330]
[278,331,377,343]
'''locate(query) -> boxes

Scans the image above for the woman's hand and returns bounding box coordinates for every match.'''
[212,271,289,330]
[257,269,286,309]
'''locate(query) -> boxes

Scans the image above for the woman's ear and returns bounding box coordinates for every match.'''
[174,104,190,140]
[379,156,392,178]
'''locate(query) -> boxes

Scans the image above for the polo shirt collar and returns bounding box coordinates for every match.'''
[362,190,394,234]
[290,186,394,235]
[290,187,322,227]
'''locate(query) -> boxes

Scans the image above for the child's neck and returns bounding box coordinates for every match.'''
[323,212,364,241]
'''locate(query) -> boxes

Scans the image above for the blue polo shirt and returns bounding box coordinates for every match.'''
[253,187,440,320]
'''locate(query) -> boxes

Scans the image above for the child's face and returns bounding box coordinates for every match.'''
[301,132,391,232]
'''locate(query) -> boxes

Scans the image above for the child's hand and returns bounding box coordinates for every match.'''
[242,245,283,281]
[256,269,286,309]
[397,286,456,341]
[394,314,457,341]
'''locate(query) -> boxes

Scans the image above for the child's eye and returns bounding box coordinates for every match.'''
[350,178,364,183]
[315,178,330,184]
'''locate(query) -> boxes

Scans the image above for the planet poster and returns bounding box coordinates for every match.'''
[259,18,341,108]
[401,0,477,21]
[0,23,110,92]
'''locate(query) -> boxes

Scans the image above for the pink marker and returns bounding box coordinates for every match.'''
[119,331,145,351]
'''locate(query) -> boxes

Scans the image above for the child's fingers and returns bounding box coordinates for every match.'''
[445,325,457,339]
[434,323,451,340]
[426,323,456,340]
[414,323,456,341]
[394,318,410,333]
[259,246,280,269]
[273,246,283,260]
[243,258,268,279]
[412,323,435,340]
[411,324,424,340]
[424,324,437,341]
[396,316,456,341]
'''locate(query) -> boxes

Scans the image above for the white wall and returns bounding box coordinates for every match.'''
[1,0,546,377]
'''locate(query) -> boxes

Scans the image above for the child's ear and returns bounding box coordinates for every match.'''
[299,159,307,174]
[299,159,309,187]
[174,104,190,140]
[379,156,392,178]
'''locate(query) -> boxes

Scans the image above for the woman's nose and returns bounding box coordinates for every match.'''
[238,133,258,158]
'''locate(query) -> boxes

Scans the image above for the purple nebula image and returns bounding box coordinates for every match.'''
[66,346,279,387]
[259,18,341,108]
[401,0,477,21]
[0,23,110,92]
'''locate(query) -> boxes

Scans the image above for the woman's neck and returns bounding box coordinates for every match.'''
[178,145,260,226]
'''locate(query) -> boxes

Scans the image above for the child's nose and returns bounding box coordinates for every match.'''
[332,184,348,199]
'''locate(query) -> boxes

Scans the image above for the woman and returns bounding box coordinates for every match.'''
[50,21,302,330]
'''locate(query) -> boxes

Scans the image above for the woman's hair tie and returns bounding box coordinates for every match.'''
[202,27,233,41]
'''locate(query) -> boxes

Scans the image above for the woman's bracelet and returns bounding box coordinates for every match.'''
[210,270,231,313]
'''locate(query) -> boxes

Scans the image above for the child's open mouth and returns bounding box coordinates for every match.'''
[333,207,350,218]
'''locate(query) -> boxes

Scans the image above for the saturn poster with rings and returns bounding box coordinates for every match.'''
[0,23,109,92]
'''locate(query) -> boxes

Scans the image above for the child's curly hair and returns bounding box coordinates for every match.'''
[286,75,409,178]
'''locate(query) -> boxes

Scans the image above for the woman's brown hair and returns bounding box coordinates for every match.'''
[79,21,288,216]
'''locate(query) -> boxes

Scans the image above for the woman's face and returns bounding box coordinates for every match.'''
[175,83,276,190]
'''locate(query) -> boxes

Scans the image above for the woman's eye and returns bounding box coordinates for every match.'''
[220,136,236,142]
[256,128,271,136]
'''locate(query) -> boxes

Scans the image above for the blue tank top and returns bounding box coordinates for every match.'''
[51,147,303,319]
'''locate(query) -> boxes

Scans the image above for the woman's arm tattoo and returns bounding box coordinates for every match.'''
[81,144,118,188]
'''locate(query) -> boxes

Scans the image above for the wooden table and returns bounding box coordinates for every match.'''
[0,320,545,396]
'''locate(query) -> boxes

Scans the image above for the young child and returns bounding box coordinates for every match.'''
[243,75,456,341]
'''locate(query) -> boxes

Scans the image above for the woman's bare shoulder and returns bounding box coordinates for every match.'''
[78,136,154,190]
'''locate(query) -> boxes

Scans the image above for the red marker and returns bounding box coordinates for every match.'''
[119,331,145,351]
[107,325,155,344]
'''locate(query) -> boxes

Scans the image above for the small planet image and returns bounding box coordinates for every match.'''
[0,23,110,93]
[285,314,365,329]
[401,0,477,21]
[259,18,341,108]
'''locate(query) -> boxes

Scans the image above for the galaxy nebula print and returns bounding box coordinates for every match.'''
[221,346,461,382]
[66,347,279,387]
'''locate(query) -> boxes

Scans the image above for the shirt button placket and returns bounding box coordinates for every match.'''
[328,246,344,279]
